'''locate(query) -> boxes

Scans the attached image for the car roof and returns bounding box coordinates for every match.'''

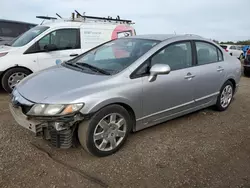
[127,34,205,41]
[0,19,36,26]
[41,20,84,27]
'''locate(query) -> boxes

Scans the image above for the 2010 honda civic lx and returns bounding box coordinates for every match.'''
[9,34,242,157]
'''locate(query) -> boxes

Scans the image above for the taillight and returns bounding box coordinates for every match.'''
[0,52,8,57]
[247,49,250,55]
[225,49,228,52]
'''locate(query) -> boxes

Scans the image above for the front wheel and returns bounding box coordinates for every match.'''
[215,81,234,111]
[78,105,132,157]
[1,67,31,93]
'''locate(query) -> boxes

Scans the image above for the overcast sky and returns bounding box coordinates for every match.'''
[1,0,249,42]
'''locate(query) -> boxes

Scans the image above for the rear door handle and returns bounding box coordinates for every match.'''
[185,73,195,80]
[70,53,78,57]
[217,66,224,72]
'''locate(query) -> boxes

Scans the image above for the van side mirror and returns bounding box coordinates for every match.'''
[44,44,57,52]
[148,64,171,82]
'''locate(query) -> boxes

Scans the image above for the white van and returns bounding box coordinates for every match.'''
[0,15,136,92]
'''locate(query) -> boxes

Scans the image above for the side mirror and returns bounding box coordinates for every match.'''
[44,44,57,52]
[148,64,171,82]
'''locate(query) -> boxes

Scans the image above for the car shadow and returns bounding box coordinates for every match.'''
[0,87,7,94]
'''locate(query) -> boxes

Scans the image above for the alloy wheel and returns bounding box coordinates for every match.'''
[93,113,127,151]
[220,85,233,108]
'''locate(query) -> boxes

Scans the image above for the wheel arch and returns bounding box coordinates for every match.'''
[84,98,137,131]
[221,77,237,93]
[228,78,236,91]
[0,65,33,81]
[0,65,33,89]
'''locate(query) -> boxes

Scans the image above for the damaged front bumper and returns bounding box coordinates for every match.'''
[9,101,85,149]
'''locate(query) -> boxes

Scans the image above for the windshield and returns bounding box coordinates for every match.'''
[11,26,49,47]
[67,38,160,75]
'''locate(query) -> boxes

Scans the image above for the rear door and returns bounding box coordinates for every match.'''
[34,28,82,70]
[191,41,226,106]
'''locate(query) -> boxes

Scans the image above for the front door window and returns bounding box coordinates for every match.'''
[37,29,80,52]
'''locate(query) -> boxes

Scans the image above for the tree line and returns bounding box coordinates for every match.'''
[212,40,250,45]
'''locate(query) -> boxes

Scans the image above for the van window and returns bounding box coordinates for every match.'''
[230,46,236,50]
[12,26,49,47]
[196,41,221,65]
[37,29,80,51]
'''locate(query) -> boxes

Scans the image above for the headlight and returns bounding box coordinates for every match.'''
[27,103,84,116]
[0,52,8,57]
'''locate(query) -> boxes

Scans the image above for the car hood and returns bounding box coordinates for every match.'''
[0,45,17,53]
[16,65,113,104]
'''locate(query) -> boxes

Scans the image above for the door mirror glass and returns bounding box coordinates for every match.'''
[148,64,171,82]
[44,44,57,52]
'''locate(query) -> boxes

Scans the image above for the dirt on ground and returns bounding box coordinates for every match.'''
[1,77,250,188]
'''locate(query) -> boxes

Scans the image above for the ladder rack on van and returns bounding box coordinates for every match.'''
[36,11,134,25]
[74,10,133,24]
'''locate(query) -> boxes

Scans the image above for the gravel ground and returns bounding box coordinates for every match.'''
[1,76,250,188]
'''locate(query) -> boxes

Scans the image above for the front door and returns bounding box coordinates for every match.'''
[36,28,82,69]
[191,41,226,106]
[141,41,196,125]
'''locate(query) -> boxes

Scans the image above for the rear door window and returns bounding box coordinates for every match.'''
[195,41,222,65]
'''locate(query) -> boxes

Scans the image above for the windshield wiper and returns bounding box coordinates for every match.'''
[75,62,111,75]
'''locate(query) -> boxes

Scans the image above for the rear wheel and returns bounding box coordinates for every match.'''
[215,81,234,111]
[78,105,132,157]
[1,67,31,93]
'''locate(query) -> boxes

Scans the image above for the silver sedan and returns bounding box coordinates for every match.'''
[9,34,242,157]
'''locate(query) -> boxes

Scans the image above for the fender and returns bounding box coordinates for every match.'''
[84,97,137,116]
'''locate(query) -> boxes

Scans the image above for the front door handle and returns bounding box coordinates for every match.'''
[217,66,224,72]
[70,53,78,57]
[185,73,195,80]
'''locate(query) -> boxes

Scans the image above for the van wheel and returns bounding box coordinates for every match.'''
[78,105,132,157]
[215,81,234,111]
[1,67,31,93]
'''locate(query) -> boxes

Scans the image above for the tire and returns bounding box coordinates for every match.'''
[78,105,132,157]
[1,67,31,93]
[215,80,234,111]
